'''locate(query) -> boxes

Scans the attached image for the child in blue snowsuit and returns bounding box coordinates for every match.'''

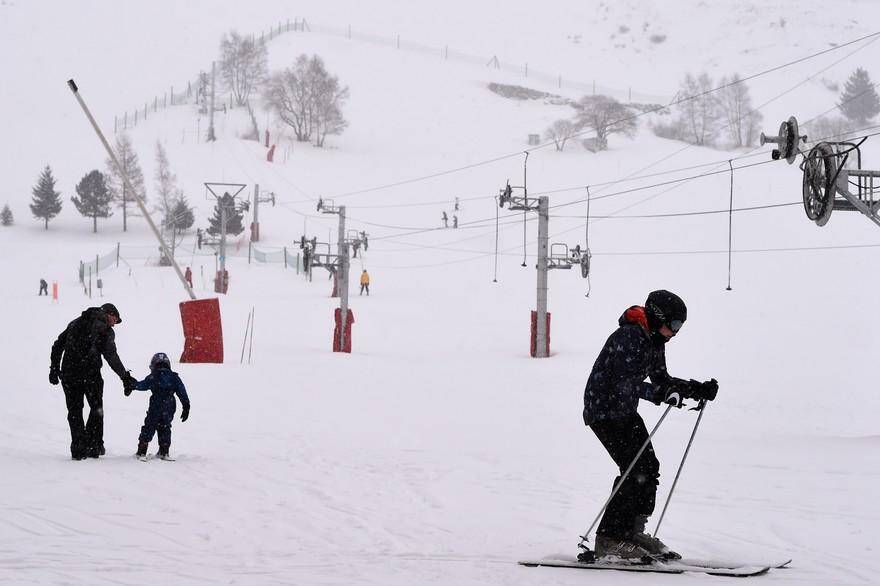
[126,352,190,459]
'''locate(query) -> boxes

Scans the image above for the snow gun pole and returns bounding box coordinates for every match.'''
[579,404,674,549]
[653,401,708,538]
[67,79,196,301]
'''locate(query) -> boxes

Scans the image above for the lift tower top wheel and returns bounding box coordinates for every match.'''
[760,116,806,164]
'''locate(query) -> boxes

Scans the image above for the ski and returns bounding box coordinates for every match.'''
[519,556,772,577]
[678,557,792,570]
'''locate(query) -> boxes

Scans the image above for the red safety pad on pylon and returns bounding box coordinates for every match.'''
[333,308,354,353]
[179,298,224,363]
[530,310,551,357]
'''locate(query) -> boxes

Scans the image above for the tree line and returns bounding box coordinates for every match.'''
[543,67,880,152]
[28,136,195,234]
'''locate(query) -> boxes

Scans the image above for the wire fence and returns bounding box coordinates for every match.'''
[77,241,306,286]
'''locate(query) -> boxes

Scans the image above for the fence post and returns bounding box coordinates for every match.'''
[297,253,300,275]
[171,86,174,105]
[95,254,100,276]
[558,75,562,88]
[124,111,128,129]
[397,34,400,49]
[525,63,528,77]
[593,80,596,95]
[88,266,92,298]
[164,93,167,108]
[116,242,120,267]
[114,115,117,133]
[283,246,288,268]
[445,45,448,60]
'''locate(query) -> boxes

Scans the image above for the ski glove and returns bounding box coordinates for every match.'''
[689,378,718,402]
[181,404,190,422]
[49,366,60,386]
[663,387,686,408]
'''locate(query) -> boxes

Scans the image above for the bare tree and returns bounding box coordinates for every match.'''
[573,95,636,151]
[310,57,349,147]
[676,73,720,146]
[154,141,178,224]
[264,55,313,142]
[219,31,268,107]
[105,133,145,231]
[717,74,763,147]
[263,54,349,147]
[544,119,578,151]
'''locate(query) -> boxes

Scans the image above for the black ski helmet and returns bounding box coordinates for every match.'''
[645,290,687,333]
[150,352,171,371]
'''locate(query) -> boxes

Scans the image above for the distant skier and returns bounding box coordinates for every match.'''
[49,303,135,460]
[453,215,459,229]
[441,211,448,228]
[126,352,191,461]
[184,266,193,289]
[39,278,48,296]
[360,270,370,296]
[582,290,717,560]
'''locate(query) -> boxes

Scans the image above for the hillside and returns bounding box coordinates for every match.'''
[2,1,880,584]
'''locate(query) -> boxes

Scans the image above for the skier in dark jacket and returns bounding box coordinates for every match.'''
[127,352,191,460]
[49,303,135,460]
[583,290,718,561]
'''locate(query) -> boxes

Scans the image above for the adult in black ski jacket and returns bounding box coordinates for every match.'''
[49,303,135,459]
[582,290,718,561]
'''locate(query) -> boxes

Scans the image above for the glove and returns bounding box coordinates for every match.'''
[662,385,686,408]
[689,378,718,402]
[49,366,60,386]
[181,404,190,422]
[122,372,137,397]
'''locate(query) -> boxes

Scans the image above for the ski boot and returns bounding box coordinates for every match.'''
[594,534,654,563]
[631,515,681,560]
[135,441,149,461]
[156,444,174,461]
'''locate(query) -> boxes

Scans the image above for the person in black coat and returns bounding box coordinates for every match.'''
[583,290,718,561]
[49,303,135,460]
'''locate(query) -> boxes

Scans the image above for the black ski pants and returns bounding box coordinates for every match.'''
[61,373,104,458]
[590,414,659,538]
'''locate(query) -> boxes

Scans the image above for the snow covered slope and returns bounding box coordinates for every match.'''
[2,0,880,583]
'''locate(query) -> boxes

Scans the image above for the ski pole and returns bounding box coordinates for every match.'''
[653,400,708,538]
[579,403,673,548]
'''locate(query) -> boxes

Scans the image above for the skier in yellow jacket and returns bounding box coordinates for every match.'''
[359,270,370,296]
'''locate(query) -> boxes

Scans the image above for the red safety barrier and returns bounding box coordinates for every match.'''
[333,308,354,353]
[180,298,224,363]
[530,310,551,357]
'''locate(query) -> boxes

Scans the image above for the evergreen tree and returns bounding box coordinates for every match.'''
[168,195,195,234]
[105,133,145,232]
[1,204,13,226]
[72,169,113,233]
[839,67,880,125]
[29,165,63,230]
[206,193,244,236]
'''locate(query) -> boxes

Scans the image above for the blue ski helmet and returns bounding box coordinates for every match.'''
[150,352,171,371]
